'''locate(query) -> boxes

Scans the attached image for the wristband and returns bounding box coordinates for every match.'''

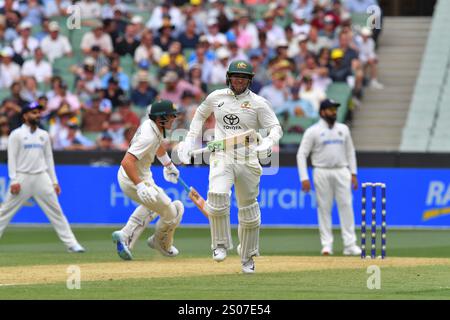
[136,181,146,191]
[157,153,172,166]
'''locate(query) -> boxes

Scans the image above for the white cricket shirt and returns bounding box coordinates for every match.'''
[188,88,282,159]
[119,119,162,180]
[7,124,58,183]
[296,118,357,181]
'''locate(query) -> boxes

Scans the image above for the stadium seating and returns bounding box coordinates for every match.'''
[0,89,9,103]
[279,82,352,148]
[120,55,135,76]
[325,82,352,123]
[400,0,450,152]
[53,56,77,90]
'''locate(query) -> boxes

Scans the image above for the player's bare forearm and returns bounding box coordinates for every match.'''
[156,145,167,157]
[121,152,142,185]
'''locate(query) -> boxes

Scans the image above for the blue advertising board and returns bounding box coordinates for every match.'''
[1,165,450,227]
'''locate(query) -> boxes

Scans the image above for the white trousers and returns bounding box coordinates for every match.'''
[0,172,79,248]
[117,170,179,243]
[117,171,172,216]
[313,167,357,249]
[208,153,262,207]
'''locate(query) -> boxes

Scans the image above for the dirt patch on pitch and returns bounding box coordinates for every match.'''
[1,256,449,286]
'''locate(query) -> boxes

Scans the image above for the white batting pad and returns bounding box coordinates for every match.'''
[153,200,184,250]
[206,192,233,249]
[238,202,261,262]
[128,206,158,249]
[122,205,158,249]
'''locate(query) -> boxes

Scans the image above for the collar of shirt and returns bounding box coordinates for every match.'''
[21,123,38,134]
[318,118,335,129]
[229,88,251,100]
[149,119,163,141]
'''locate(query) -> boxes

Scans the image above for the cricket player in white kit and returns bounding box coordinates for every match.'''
[297,99,361,256]
[112,100,184,260]
[0,102,85,252]
[178,60,283,273]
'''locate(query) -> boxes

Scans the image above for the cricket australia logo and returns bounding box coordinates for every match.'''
[241,101,251,109]
[223,114,241,130]
[236,62,247,69]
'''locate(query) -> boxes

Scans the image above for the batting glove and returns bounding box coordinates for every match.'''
[163,163,179,184]
[255,136,273,160]
[177,137,195,164]
[137,182,158,206]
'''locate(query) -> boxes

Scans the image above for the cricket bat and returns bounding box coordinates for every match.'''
[178,177,209,219]
[189,129,258,156]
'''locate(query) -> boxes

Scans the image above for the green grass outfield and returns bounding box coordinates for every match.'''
[0,226,450,299]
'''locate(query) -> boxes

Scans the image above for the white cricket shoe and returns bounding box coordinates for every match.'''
[147,235,179,257]
[242,257,255,274]
[68,243,86,253]
[321,246,333,256]
[370,79,384,90]
[112,230,132,260]
[212,246,227,262]
[343,245,362,256]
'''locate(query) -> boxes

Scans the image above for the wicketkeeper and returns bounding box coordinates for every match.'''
[178,60,283,273]
[112,100,184,260]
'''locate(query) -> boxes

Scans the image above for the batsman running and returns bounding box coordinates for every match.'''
[178,60,283,273]
[112,100,184,260]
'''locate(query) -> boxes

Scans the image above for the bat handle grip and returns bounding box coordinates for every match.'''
[189,147,208,156]
[178,177,191,193]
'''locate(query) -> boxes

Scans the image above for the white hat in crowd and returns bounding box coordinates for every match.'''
[361,27,373,37]
[0,47,14,57]
[216,47,230,60]
[19,21,32,30]
[48,21,60,32]
[276,39,289,48]
[131,15,143,24]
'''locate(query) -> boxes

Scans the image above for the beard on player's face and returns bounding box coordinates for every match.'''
[229,76,251,95]
[24,113,41,126]
[320,109,337,126]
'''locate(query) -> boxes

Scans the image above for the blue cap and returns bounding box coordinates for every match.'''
[138,59,150,69]
[22,101,43,115]
[320,99,341,110]
[101,131,113,140]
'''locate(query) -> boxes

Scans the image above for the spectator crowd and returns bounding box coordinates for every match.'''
[0,0,383,151]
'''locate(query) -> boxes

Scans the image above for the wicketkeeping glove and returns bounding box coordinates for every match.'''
[163,163,179,184]
[136,182,158,206]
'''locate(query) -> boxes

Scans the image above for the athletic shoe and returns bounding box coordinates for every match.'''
[343,245,362,256]
[112,231,133,260]
[147,235,179,257]
[68,243,86,253]
[212,246,227,262]
[242,257,255,274]
[370,79,384,90]
[321,246,333,256]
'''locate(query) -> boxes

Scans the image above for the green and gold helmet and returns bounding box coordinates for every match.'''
[226,60,255,77]
[148,99,180,119]
[226,60,254,93]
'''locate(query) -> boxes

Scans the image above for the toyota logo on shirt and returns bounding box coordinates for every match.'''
[223,114,240,125]
[223,114,242,130]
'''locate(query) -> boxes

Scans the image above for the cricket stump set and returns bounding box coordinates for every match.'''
[361,182,387,259]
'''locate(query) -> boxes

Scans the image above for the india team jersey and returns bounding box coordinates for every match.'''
[120,119,162,180]
[297,118,357,181]
[7,124,58,183]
